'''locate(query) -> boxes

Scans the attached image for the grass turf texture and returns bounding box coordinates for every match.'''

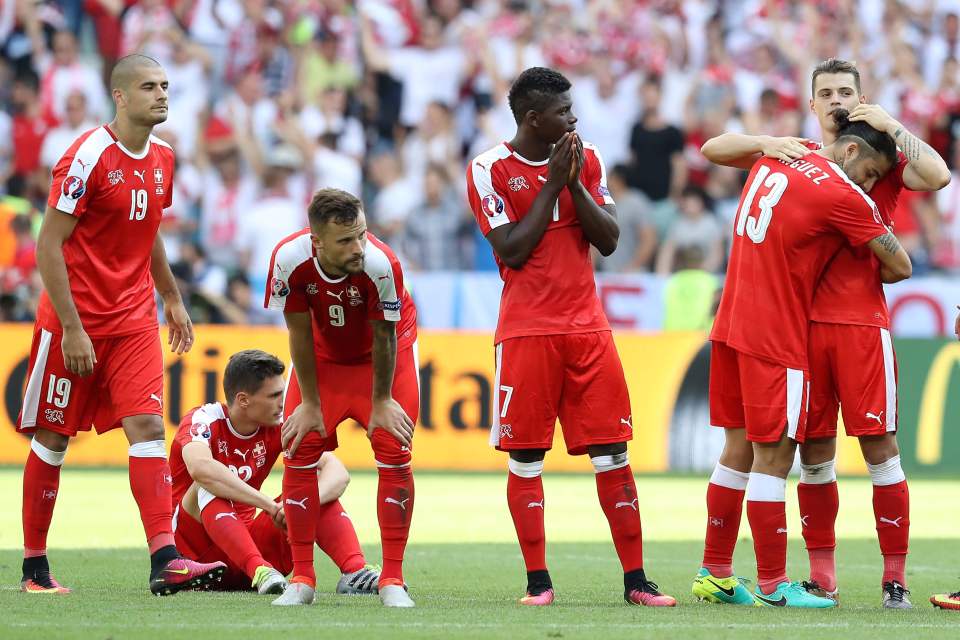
[1,469,959,639]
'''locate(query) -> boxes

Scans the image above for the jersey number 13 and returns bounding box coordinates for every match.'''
[735,165,788,244]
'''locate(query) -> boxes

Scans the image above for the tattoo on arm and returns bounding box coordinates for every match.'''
[894,127,938,162]
[873,231,902,255]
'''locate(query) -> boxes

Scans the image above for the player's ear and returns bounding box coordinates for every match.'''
[236,391,249,409]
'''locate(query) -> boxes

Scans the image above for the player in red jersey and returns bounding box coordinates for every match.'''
[466,67,675,608]
[265,188,418,607]
[17,54,225,595]
[696,110,914,608]
[699,58,950,609]
[170,350,380,599]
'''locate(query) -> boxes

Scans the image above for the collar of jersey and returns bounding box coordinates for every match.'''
[313,257,348,283]
[104,125,152,160]
[504,142,549,167]
[226,417,260,440]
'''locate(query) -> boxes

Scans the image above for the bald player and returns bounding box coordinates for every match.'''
[17,54,226,595]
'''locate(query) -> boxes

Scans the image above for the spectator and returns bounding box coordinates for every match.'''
[40,91,96,170]
[120,0,179,61]
[37,30,108,122]
[368,149,419,246]
[401,163,473,271]
[10,71,56,180]
[296,29,359,104]
[655,185,723,276]
[597,164,657,273]
[662,245,720,331]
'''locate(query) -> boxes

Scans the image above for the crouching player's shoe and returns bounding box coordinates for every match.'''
[272,578,316,606]
[692,568,757,606]
[625,578,677,607]
[519,570,554,606]
[930,589,960,610]
[149,557,227,596]
[337,564,381,595]
[380,581,415,607]
[754,581,837,608]
[520,588,554,606]
[881,581,913,609]
[252,566,288,595]
[20,556,71,594]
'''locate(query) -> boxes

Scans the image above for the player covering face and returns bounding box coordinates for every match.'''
[19,54,224,595]
[170,350,380,597]
[265,189,419,607]
[698,58,949,609]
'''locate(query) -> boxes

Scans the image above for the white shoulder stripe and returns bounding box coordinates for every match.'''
[193,402,226,426]
[469,144,512,229]
[364,241,401,321]
[150,134,173,150]
[56,127,115,215]
[826,161,879,211]
[581,140,614,205]
[272,232,314,277]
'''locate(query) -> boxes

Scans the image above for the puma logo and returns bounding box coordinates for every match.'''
[776,527,788,534]
[233,448,249,461]
[527,500,544,509]
[615,498,639,511]
[384,497,410,510]
[865,411,884,424]
[285,497,308,510]
[149,393,162,407]
[134,169,146,183]
[879,516,903,528]
[215,512,238,521]
[326,290,344,301]
[800,515,810,527]
[620,415,633,429]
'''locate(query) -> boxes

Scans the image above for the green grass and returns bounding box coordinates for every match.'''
[1,469,959,638]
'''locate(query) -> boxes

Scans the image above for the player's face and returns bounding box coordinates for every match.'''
[534,92,577,144]
[119,66,169,126]
[313,211,368,276]
[839,143,892,193]
[810,72,863,136]
[243,375,286,426]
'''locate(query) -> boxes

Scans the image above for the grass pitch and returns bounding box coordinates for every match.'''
[1,469,959,639]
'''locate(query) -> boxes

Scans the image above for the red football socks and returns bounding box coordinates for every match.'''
[200,498,267,578]
[798,480,839,591]
[874,480,910,585]
[314,499,365,574]
[376,466,414,585]
[702,464,749,577]
[506,471,547,572]
[22,443,65,557]
[746,473,788,594]
[127,443,175,553]
[283,464,320,587]
[595,465,644,572]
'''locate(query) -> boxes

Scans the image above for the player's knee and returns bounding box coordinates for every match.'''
[507,457,543,478]
[799,437,836,465]
[799,459,836,484]
[866,454,906,486]
[590,451,628,474]
[31,435,68,466]
[508,449,546,464]
[586,442,627,458]
[122,414,165,444]
[860,434,900,466]
[34,428,69,454]
[372,429,411,468]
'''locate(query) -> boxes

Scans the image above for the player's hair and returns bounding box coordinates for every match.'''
[307,188,363,227]
[832,108,897,166]
[508,67,572,124]
[109,54,162,92]
[223,350,285,401]
[811,58,861,96]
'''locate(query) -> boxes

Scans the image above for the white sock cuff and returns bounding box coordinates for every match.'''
[31,438,66,466]
[128,440,167,458]
[508,458,544,478]
[867,455,906,486]
[197,487,218,512]
[709,463,749,490]
[799,459,837,485]
[375,460,411,469]
[746,472,787,502]
[590,452,629,474]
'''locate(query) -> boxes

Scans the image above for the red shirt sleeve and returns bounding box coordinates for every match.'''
[264,251,309,312]
[581,144,615,207]
[829,189,891,246]
[47,143,98,218]
[467,158,516,235]
[364,240,404,322]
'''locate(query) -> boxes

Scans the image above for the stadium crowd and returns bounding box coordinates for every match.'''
[3,0,960,324]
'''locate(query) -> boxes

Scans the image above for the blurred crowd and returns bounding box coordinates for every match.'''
[3,0,960,324]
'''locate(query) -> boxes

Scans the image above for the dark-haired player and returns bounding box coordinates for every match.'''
[698,109,913,608]
[699,58,949,609]
[466,66,675,608]
[18,54,225,595]
[265,188,418,607]
[170,349,379,597]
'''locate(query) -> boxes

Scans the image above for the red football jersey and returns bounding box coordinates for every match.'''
[710,153,890,370]
[810,152,908,327]
[264,229,417,363]
[39,126,174,336]
[466,141,614,344]
[170,402,281,523]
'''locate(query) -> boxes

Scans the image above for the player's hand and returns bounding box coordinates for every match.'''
[281,402,326,456]
[847,104,898,135]
[955,305,960,340]
[546,132,575,188]
[759,136,814,162]
[62,327,96,376]
[567,133,584,186]
[164,300,194,354]
[271,501,287,530]
[367,397,414,447]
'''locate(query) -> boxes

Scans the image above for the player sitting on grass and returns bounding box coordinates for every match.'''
[169,349,379,597]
